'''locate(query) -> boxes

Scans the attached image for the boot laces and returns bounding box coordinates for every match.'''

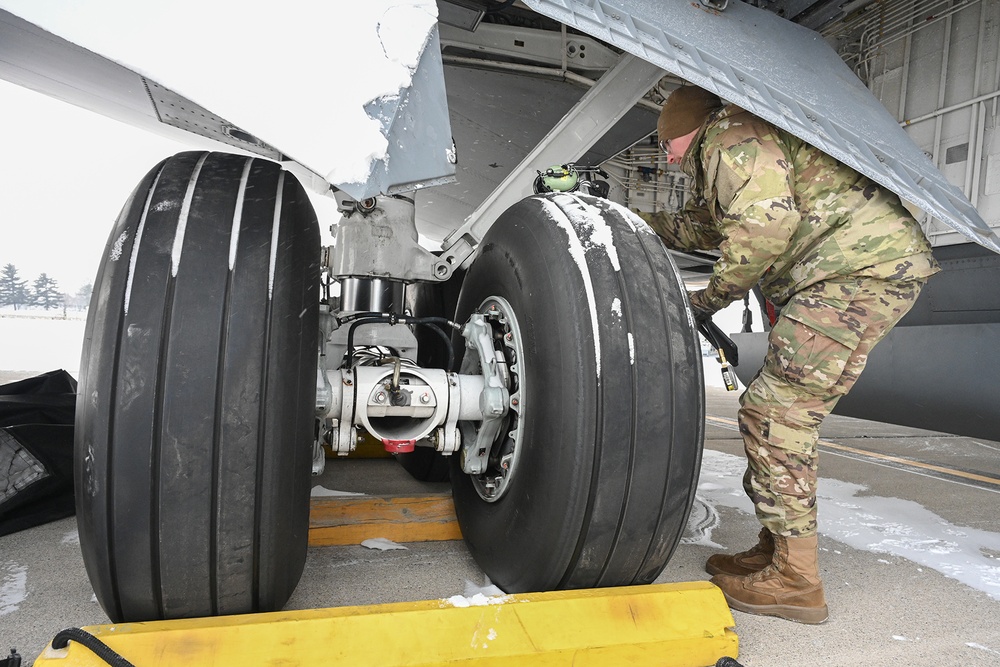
[746,563,779,583]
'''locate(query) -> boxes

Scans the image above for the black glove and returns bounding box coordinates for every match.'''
[687,289,717,324]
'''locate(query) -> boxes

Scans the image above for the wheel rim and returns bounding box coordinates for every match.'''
[459,296,525,502]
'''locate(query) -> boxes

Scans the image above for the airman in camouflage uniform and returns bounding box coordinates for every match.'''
[639,85,939,624]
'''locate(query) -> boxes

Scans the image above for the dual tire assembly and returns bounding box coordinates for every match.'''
[76,152,704,622]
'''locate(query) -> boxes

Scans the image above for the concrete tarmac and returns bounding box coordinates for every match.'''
[2,383,999,666]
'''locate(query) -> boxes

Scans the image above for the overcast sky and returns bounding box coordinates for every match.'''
[0,78,349,295]
[0,78,201,292]
[0,1,436,299]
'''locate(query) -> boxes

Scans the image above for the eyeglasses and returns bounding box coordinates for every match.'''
[658,138,671,153]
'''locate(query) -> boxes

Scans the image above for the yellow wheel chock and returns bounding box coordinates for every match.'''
[34,582,737,666]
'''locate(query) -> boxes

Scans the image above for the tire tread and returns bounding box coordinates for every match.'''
[451,194,703,593]
[76,152,318,622]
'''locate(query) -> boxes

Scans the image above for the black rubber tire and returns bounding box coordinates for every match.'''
[395,446,452,483]
[451,193,704,593]
[75,151,320,622]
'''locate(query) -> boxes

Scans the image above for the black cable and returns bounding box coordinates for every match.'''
[1,649,21,667]
[715,658,746,667]
[337,311,385,325]
[346,316,392,362]
[51,628,136,667]
[423,322,456,371]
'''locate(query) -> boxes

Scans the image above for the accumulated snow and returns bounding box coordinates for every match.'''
[537,198,602,378]
[0,313,86,374]
[554,194,621,271]
[967,642,1000,656]
[696,448,1000,600]
[444,593,511,608]
[124,182,156,315]
[109,231,127,262]
[533,193,667,378]
[1,0,438,188]
[607,200,658,235]
[820,478,1000,600]
[0,561,27,616]
[361,537,408,551]
[681,494,725,549]
[443,585,512,650]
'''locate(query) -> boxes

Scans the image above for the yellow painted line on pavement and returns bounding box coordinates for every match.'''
[705,415,1000,488]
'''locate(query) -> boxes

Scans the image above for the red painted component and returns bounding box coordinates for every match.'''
[383,438,416,453]
[765,299,778,327]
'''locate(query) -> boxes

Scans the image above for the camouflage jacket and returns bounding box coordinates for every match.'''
[640,105,939,310]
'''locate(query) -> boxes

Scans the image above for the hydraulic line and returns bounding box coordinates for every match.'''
[345,315,461,370]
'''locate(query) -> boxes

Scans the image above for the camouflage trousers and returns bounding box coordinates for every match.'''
[738,275,926,537]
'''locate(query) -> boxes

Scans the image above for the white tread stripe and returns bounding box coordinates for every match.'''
[123,170,162,315]
[268,172,285,300]
[228,158,254,272]
[171,152,210,278]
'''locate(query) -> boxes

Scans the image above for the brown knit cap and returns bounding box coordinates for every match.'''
[657,86,722,141]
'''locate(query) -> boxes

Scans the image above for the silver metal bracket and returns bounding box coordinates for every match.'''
[458,313,510,475]
[332,369,358,456]
[327,196,453,282]
[311,439,327,476]
[318,365,486,456]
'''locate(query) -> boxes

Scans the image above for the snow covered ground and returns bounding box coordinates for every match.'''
[0,310,87,376]
[690,448,1000,602]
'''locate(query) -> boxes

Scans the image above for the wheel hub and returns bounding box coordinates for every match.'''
[459,297,524,502]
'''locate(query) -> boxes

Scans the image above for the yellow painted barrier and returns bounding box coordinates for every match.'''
[34,583,738,667]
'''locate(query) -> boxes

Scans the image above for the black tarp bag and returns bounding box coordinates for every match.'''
[0,370,76,537]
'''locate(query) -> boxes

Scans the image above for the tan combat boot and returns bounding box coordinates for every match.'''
[710,534,828,624]
[705,527,774,576]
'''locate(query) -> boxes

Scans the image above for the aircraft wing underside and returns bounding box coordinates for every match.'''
[3,0,998,255]
[524,0,1000,253]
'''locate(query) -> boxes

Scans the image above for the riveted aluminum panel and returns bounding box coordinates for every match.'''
[524,0,1000,254]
